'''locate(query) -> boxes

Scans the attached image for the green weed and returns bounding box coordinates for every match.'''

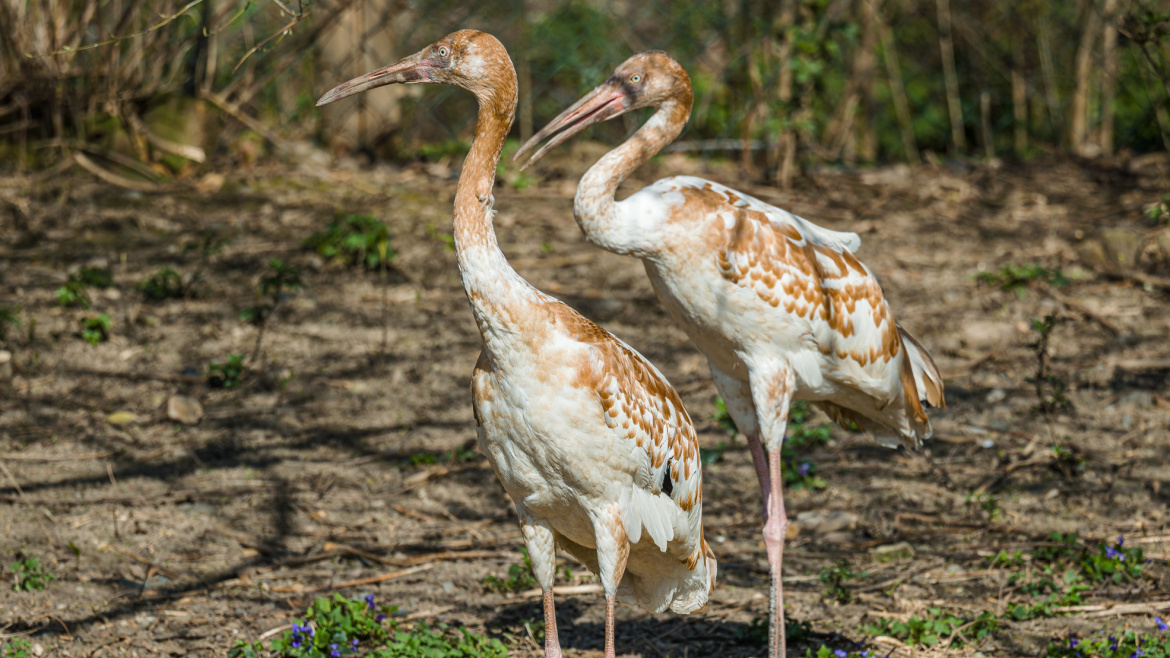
[229,593,507,658]
[55,280,91,309]
[9,556,55,592]
[862,608,998,648]
[699,440,728,466]
[819,560,867,604]
[481,548,539,594]
[0,304,21,343]
[241,258,303,326]
[305,214,395,270]
[209,353,245,389]
[1044,626,1170,657]
[712,396,737,435]
[138,266,184,300]
[0,637,33,658]
[79,313,112,345]
[976,264,1068,298]
[409,446,478,467]
[1146,194,1170,225]
[965,491,1004,522]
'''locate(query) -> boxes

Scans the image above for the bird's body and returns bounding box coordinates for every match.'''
[516,50,944,657]
[317,32,714,658]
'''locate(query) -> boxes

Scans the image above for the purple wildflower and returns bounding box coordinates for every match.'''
[1105,545,1125,561]
[1110,635,1118,650]
[365,593,376,611]
[376,613,387,622]
[1068,634,1078,649]
[798,462,811,476]
[330,642,341,658]
[1157,617,1168,632]
[291,637,301,649]
[1118,535,1125,547]
[834,650,847,658]
[351,638,360,651]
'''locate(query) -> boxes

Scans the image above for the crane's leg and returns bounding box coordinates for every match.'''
[520,511,562,658]
[596,504,630,658]
[748,364,795,658]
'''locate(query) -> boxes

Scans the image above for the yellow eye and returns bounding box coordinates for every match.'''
[437,46,450,58]
[630,74,642,83]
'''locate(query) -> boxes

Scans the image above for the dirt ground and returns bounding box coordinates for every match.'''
[1,147,1169,658]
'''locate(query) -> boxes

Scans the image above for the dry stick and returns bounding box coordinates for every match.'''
[199,89,285,151]
[74,152,171,193]
[0,452,116,462]
[276,563,435,593]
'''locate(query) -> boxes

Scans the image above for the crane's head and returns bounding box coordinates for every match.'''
[316,30,513,106]
[513,51,692,170]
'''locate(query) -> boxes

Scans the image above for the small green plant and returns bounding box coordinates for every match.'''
[699,440,728,465]
[986,549,1025,568]
[0,637,33,658]
[409,446,479,467]
[862,608,998,648]
[425,221,456,252]
[79,313,112,345]
[230,593,507,658]
[0,304,21,344]
[819,559,866,603]
[965,491,1004,522]
[1146,194,1170,225]
[55,280,91,309]
[242,259,303,326]
[304,214,395,270]
[138,266,184,300]
[481,548,539,594]
[9,556,55,591]
[1043,624,1170,658]
[712,396,737,435]
[209,353,245,389]
[976,264,1068,298]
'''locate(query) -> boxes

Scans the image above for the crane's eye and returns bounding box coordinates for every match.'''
[437,46,450,58]
[630,74,642,84]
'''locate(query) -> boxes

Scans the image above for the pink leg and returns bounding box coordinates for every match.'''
[604,595,617,658]
[745,430,771,516]
[763,448,788,657]
[542,589,562,658]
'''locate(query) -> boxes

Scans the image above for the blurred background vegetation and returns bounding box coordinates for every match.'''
[0,0,1167,185]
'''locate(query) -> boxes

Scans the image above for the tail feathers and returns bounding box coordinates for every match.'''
[620,487,676,552]
[813,400,908,449]
[898,325,946,409]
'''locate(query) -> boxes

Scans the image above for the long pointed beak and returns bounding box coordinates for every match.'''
[513,80,630,170]
[317,51,434,106]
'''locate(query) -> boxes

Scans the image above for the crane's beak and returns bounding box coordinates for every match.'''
[317,50,436,106]
[513,80,630,170]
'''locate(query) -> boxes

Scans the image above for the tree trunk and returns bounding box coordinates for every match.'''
[1011,37,1027,156]
[1099,0,1118,155]
[877,12,920,165]
[775,0,797,187]
[1071,3,1101,156]
[936,0,965,152]
[855,0,878,162]
[1037,13,1062,146]
[980,90,995,159]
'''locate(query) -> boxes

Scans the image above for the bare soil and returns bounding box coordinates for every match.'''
[1,150,1168,657]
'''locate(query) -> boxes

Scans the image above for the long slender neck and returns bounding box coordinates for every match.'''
[574,97,689,255]
[453,72,541,339]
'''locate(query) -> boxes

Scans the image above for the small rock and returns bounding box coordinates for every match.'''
[960,321,1016,351]
[985,388,1007,403]
[0,350,11,381]
[166,395,204,425]
[795,510,859,536]
[441,581,456,593]
[32,644,43,657]
[871,542,916,564]
[106,411,138,425]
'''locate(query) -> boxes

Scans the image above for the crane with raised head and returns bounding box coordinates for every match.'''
[317,33,717,658]
[514,50,945,657]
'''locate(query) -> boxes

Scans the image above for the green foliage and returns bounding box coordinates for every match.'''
[712,396,737,435]
[819,559,867,603]
[230,593,508,658]
[425,222,455,252]
[138,266,184,300]
[986,549,1024,568]
[0,304,21,343]
[738,616,813,648]
[55,280,91,309]
[965,491,1004,522]
[862,608,998,647]
[699,440,728,466]
[209,353,245,389]
[1147,194,1170,225]
[305,214,395,271]
[409,446,478,467]
[9,556,55,592]
[497,139,533,191]
[74,266,114,288]
[782,401,832,490]
[0,637,33,658]
[1043,626,1170,658]
[976,264,1068,298]
[242,259,303,326]
[79,313,112,345]
[481,548,540,594]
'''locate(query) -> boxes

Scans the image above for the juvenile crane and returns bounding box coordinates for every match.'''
[317,33,716,658]
[515,51,945,657]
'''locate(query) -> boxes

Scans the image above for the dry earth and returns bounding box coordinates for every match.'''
[1,148,1169,657]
